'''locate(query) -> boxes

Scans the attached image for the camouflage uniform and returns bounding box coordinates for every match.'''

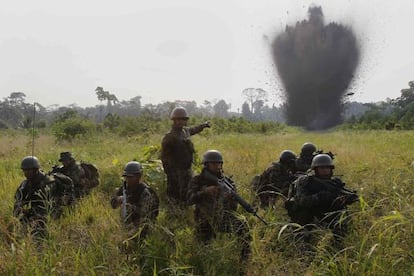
[286,174,351,236]
[255,162,296,207]
[161,124,206,204]
[295,142,317,173]
[187,169,251,261]
[111,182,159,241]
[295,155,313,173]
[58,162,88,198]
[13,171,70,238]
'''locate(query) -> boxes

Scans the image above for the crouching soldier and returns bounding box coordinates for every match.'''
[295,142,317,173]
[253,150,297,208]
[187,150,251,262]
[111,161,159,245]
[14,156,73,241]
[54,152,90,199]
[285,154,359,242]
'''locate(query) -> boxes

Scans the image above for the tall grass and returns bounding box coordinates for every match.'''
[0,129,413,274]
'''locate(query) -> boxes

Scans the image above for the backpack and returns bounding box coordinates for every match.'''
[80,162,100,188]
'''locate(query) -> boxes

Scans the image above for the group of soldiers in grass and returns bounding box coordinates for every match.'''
[14,106,359,263]
[14,152,99,240]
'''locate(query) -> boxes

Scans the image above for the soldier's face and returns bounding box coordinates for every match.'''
[125,174,141,186]
[206,162,223,174]
[23,168,37,180]
[315,166,332,178]
[173,118,188,128]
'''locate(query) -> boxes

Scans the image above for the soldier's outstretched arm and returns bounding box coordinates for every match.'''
[188,121,210,136]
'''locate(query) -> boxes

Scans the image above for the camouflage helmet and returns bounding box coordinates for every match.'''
[122,161,143,176]
[170,107,189,120]
[301,142,317,156]
[311,154,335,169]
[21,156,40,170]
[202,150,223,164]
[279,150,297,164]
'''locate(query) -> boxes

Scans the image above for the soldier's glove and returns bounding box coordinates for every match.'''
[202,121,211,128]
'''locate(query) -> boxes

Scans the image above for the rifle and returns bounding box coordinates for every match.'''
[121,181,127,222]
[314,150,335,160]
[48,164,63,175]
[204,170,268,226]
[321,178,359,207]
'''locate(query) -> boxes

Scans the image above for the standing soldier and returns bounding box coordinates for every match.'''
[187,150,251,262]
[55,152,90,199]
[111,161,159,244]
[285,154,358,241]
[161,107,210,205]
[295,142,317,173]
[253,150,297,208]
[14,156,72,240]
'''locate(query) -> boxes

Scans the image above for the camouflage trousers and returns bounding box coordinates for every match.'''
[288,207,350,246]
[19,214,48,241]
[195,213,251,262]
[165,168,192,205]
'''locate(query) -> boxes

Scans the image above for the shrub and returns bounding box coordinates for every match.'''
[51,117,96,141]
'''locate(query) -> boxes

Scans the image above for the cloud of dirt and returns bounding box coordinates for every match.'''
[272,6,360,130]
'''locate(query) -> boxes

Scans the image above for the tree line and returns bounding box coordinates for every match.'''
[2,81,413,132]
[0,87,287,130]
[342,81,414,130]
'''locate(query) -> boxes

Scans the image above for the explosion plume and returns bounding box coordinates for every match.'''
[272,6,360,130]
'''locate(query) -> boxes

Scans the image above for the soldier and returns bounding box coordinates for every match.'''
[14,156,72,240]
[111,161,159,243]
[285,154,358,240]
[161,106,210,205]
[253,150,297,208]
[55,151,89,199]
[187,150,251,262]
[295,142,317,173]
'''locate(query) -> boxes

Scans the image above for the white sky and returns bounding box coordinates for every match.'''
[0,0,413,111]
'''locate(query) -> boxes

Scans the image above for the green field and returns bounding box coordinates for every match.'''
[1,129,413,275]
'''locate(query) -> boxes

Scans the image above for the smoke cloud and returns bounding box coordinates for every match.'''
[272,6,360,130]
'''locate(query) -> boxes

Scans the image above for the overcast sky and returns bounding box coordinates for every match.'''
[0,0,413,110]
